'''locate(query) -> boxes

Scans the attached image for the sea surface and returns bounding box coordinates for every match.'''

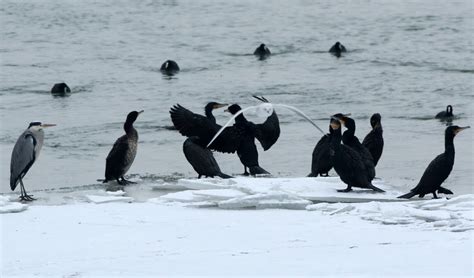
[1,0,473,196]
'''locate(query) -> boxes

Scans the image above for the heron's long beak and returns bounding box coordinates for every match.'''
[455,126,470,135]
[138,110,144,114]
[41,124,56,128]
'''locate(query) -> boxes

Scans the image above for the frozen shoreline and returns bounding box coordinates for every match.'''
[1,195,473,277]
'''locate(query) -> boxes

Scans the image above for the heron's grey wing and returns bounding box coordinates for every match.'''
[10,132,36,190]
[255,110,280,151]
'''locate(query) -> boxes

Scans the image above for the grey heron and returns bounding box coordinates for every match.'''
[104,110,143,185]
[10,122,56,201]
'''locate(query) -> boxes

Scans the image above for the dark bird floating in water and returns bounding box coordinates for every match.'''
[362,113,384,167]
[254,43,271,59]
[104,110,143,185]
[170,97,280,176]
[51,83,71,96]
[10,122,56,201]
[435,105,454,120]
[398,125,469,199]
[329,41,347,57]
[173,102,233,179]
[329,116,384,193]
[160,60,180,75]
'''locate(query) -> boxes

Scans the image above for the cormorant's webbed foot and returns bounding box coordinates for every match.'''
[242,166,250,176]
[120,177,136,185]
[337,186,352,193]
[432,192,439,199]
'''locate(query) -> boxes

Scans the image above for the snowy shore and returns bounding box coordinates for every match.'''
[1,177,473,277]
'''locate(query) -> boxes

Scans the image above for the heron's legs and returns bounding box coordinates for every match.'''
[19,178,35,202]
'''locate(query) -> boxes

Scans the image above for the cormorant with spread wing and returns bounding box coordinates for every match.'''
[170,96,280,176]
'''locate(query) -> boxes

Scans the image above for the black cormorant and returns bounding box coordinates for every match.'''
[362,113,384,167]
[170,99,280,176]
[183,136,232,179]
[308,123,336,177]
[329,41,347,57]
[398,125,469,199]
[254,43,271,59]
[51,83,71,96]
[10,122,55,201]
[160,60,180,75]
[339,115,376,182]
[104,110,143,185]
[172,102,233,179]
[329,117,384,193]
[435,105,453,119]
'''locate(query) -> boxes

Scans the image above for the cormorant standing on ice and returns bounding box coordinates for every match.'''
[104,110,143,185]
[362,113,384,167]
[329,116,384,193]
[183,136,232,179]
[172,102,233,179]
[339,115,376,182]
[398,125,469,199]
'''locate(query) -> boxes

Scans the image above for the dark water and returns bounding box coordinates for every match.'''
[1,0,473,195]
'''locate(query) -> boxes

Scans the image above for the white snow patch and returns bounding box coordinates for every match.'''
[0,195,28,213]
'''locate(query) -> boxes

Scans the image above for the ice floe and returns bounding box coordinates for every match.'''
[0,195,28,214]
[85,195,134,204]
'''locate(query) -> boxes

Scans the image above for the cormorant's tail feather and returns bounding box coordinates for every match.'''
[307,172,317,177]
[97,179,107,183]
[249,166,270,176]
[398,191,417,199]
[218,172,233,179]
[437,187,453,195]
[368,184,385,193]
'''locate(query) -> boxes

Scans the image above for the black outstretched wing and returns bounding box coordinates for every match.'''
[255,110,280,151]
[169,104,241,153]
[170,104,217,143]
[10,131,36,190]
[252,96,280,151]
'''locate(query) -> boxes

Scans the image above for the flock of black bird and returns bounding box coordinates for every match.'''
[9,42,469,202]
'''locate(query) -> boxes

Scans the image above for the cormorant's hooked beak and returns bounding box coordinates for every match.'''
[138,110,144,114]
[213,103,228,109]
[40,124,56,128]
[454,126,470,135]
[331,113,351,123]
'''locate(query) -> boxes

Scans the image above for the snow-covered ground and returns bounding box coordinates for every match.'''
[1,177,473,277]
